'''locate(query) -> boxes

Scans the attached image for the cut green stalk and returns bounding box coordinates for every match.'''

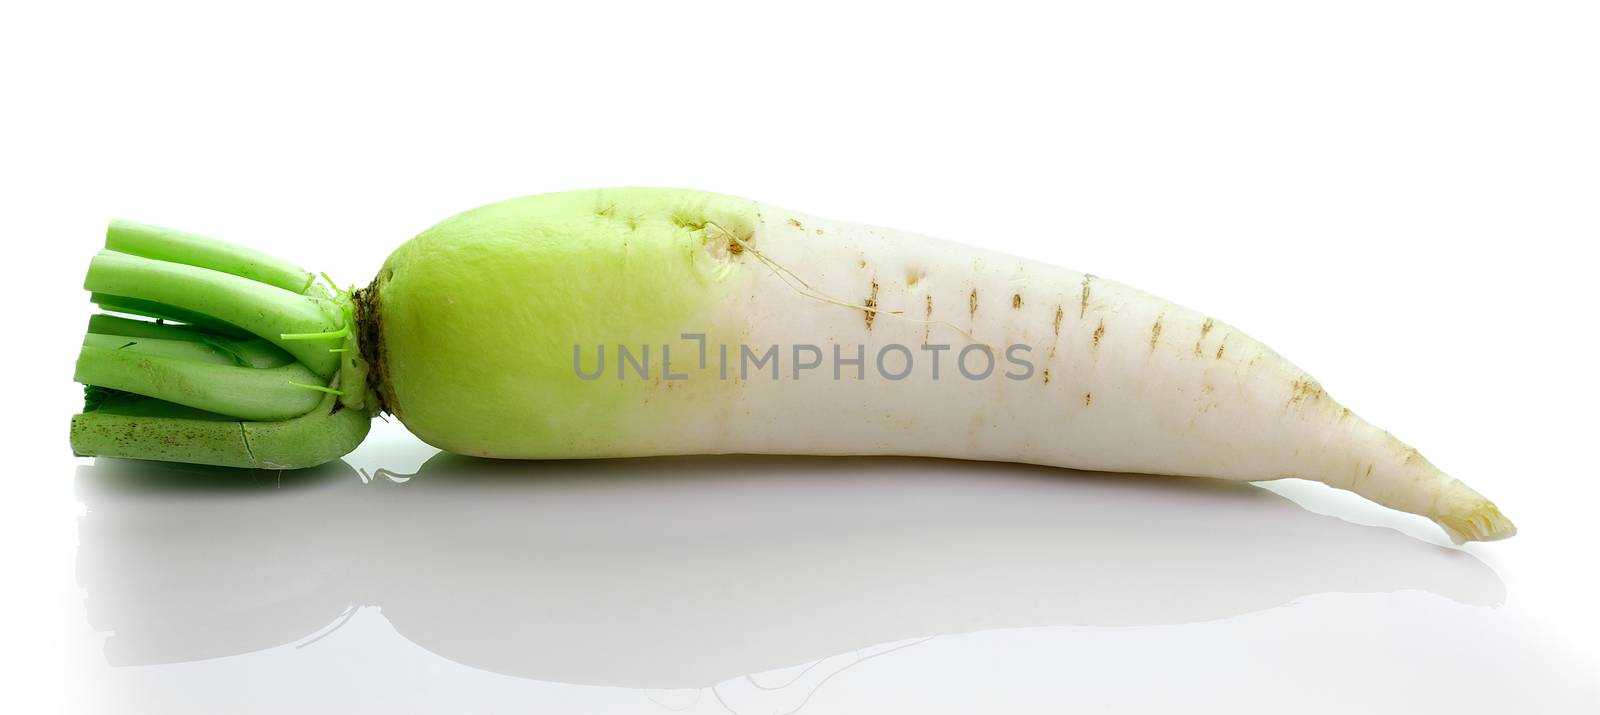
[71,387,370,469]
[106,219,314,294]
[74,343,323,420]
[87,314,212,341]
[84,251,343,377]
[89,293,255,338]
[86,315,296,368]
[82,333,239,366]
[83,389,235,421]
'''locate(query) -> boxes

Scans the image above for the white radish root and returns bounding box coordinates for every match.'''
[686,207,1513,544]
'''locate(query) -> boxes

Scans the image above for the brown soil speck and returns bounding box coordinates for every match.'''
[1079,274,1095,318]
[671,213,706,230]
[1288,378,1325,406]
[1012,293,1023,309]
[864,280,880,330]
[1092,319,1105,347]
[969,288,978,318]
[1053,306,1063,335]
[1215,343,1226,360]
[787,218,803,229]
[1084,392,1093,406]
[1150,315,1164,351]
[1195,318,1214,356]
[1042,368,1050,384]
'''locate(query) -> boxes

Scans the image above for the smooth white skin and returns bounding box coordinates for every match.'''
[667,204,1509,543]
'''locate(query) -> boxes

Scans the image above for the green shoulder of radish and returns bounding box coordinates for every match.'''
[70,188,1516,544]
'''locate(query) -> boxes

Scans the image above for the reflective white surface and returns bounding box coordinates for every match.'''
[56,425,1596,713]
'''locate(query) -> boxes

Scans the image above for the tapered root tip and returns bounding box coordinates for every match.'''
[1435,500,1517,545]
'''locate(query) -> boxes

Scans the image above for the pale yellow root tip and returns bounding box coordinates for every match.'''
[1435,500,1517,545]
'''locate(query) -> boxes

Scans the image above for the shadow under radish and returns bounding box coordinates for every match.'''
[74,453,1505,689]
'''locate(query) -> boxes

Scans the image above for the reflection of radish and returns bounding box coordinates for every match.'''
[70,188,1513,543]
[75,455,1505,684]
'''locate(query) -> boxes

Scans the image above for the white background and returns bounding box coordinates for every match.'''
[3,1,1598,712]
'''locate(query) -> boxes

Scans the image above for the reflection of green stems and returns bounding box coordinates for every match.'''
[71,220,373,468]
